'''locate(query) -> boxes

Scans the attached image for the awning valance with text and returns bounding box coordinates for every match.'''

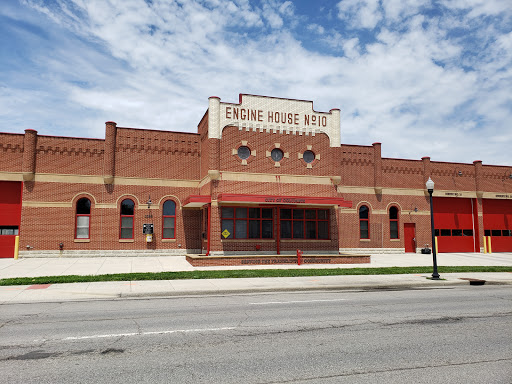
[217,194,352,208]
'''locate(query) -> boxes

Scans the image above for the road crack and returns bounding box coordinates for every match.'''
[257,357,512,383]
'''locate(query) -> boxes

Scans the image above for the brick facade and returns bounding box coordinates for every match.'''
[0,93,511,257]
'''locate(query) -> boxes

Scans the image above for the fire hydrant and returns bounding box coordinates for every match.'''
[297,249,303,265]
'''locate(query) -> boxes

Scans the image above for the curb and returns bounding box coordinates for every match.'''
[2,275,511,305]
[114,279,512,299]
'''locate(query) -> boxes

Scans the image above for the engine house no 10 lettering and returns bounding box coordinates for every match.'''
[225,106,328,127]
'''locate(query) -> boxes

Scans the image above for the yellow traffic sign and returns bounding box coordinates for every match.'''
[222,229,231,238]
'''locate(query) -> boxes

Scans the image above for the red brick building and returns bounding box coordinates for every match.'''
[1,94,511,258]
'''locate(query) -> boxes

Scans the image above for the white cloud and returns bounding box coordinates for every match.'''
[307,23,325,35]
[342,37,360,58]
[441,0,512,18]
[337,0,382,29]
[382,0,429,22]
[1,0,511,166]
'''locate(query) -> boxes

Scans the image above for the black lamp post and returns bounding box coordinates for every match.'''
[426,177,440,280]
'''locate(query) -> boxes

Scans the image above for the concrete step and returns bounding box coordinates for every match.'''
[18,249,200,258]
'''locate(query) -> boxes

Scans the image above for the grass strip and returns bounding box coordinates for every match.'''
[1,266,511,286]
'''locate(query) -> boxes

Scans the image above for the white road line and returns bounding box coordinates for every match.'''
[54,327,235,341]
[250,299,347,305]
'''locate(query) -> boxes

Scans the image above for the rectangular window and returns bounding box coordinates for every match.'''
[235,220,247,239]
[120,217,133,239]
[491,229,502,236]
[236,207,247,218]
[76,216,90,239]
[293,209,304,220]
[262,220,273,238]
[437,229,474,237]
[222,207,234,218]
[281,208,329,240]
[280,209,292,219]
[293,220,304,239]
[305,221,316,239]
[162,200,176,239]
[249,220,260,238]
[359,206,369,239]
[389,207,399,239]
[221,219,234,239]
[360,221,369,239]
[503,230,511,237]
[280,220,291,238]
[434,229,439,237]
[163,217,175,239]
[262,209,273,219]
[0,226,19,235]
[221,207,273,239]
[318,221,329,239]
[249,208,260,218]
[484,229,491,236]
[390,221,399,239]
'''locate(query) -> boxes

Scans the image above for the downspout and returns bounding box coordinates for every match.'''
[206,203,211,256]
[471,198,476,252]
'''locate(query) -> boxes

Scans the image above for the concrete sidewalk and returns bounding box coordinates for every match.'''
[0,252,511,304]
[1,252,511,279]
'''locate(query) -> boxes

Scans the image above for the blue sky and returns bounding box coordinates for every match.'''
[1,0,511,166]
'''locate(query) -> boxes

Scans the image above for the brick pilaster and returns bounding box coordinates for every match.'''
[104,121,117,184]
[372,142,382,194]
[22,129,38,181]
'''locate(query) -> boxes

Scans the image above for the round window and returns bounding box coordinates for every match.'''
[303,150,315,163]
[271,148,284,162]
[237,146,251,160]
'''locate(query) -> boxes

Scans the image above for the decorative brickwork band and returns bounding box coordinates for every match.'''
[104,121,117,184]
[22,129,38,181]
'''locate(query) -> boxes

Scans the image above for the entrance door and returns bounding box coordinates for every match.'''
[0,181,22,258]
[483,199,512,252]
[434,197,475,252]
[404,223,416,253]
[0,234,16,258]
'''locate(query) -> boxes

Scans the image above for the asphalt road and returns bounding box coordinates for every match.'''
[1,286,511,383]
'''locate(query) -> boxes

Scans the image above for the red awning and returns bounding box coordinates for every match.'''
[217,193,352,207]
[182,195,211,208]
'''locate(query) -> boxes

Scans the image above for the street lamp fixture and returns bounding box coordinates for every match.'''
[426,177,441,280]
[145,195,153,220]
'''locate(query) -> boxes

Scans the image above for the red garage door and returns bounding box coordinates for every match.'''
[0,181,22,258]
[434,197,478,253]
[483,199,512,252]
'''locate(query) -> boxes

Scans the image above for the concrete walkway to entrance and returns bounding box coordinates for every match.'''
[0,252,510,304]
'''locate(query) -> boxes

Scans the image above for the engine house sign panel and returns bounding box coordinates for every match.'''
[208,94,341,147]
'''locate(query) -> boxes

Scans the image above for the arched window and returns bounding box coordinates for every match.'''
[162,200,176,239]
[120,199,135,239]
[359,205,369,239]
[389,206,399,239]
[75,198,91,239]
